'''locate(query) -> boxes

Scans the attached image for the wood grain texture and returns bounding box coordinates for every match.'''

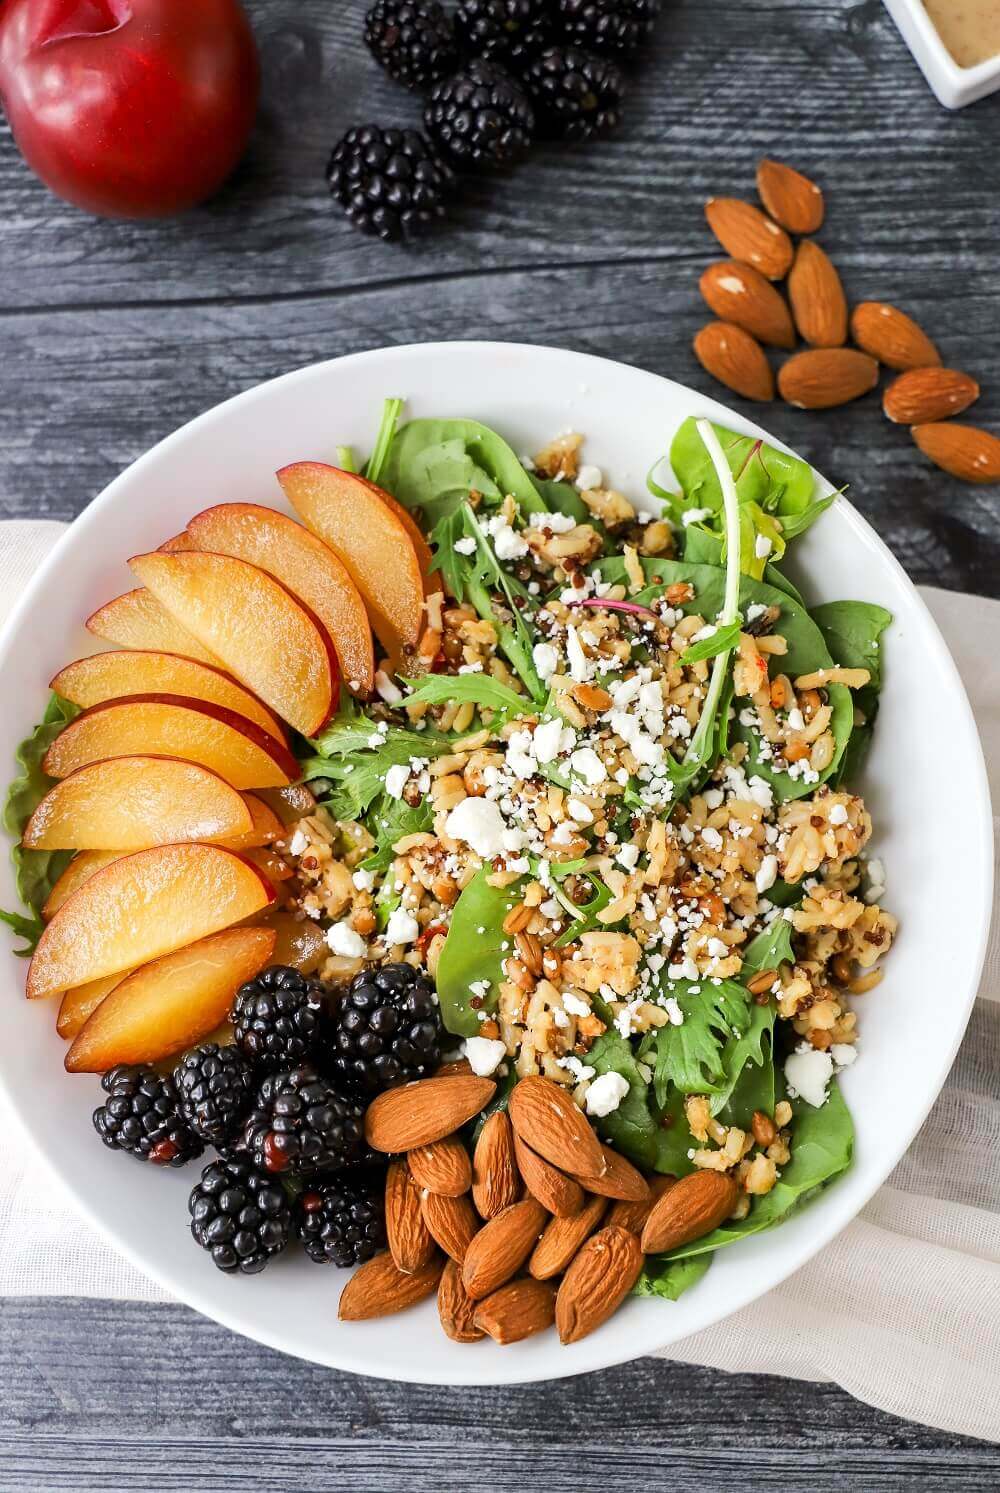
[1,0,999,1479]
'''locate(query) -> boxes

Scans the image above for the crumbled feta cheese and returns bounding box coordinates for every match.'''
[326,921,366,958]
[463,1037,507,1076]
[532,642,559,681]
[576,463,603,491]
[533,716,572,764]
[702,826,724,851]
[570,747,607,786]
[663,997,684,1026]
[831,1043,857,1069]
[562,991,591,1018]
[288,828,309,857]
[559,1055,596,1083]
[829,802,849,826]
[682,506,713,527]
[567,797,593,824]
[584,1071,630,1117]
[755,534,773,559]
[529,509,576,533]
[385,906,419,945]
[755,855,778,893]
[703,788,724,810]
[453,535,477,555]
[616,842,640,871]
[352,868,375,892]
[384,763,410,800]
[746,602,769,622]
[485,512,529,560]
[374,669,404,706]
[784,1045,834,1108]
[706,937,728,959]
[445,796,507,858]
[506,729,538,780]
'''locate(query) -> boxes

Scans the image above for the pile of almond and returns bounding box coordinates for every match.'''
[338,1070,736,1346]
[694,159,1000,485]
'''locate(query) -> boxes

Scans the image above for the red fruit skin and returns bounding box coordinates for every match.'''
[0,0,259,219]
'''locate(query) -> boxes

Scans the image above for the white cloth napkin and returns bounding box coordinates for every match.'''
[1,522,998,1441]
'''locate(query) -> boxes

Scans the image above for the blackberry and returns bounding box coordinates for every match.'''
[188,1156,292,1274]
[231,965,328,1074]
[295,1169,387,1267]
[425,60,535,170]
[173,1043,256,1150]
[364,0,459,90]
[243,1065,365,1177]
[330,962,442,1095]
[327,126,457,242]
[93,1065,203,1167]
[454,0,553,68]
[521,45,625,142]
[556,0,661,59]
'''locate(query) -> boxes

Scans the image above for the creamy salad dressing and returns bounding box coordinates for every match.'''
[924,1,1000,68]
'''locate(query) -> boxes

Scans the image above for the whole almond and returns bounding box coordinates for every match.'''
[462,1198,549,1300]
[787,241,847,348]
[778,348,879,410]
[435,1058,473,1078]
[693,323,774,403]
[529,1194,607,1280]
[508,1074,606,1180]
[408,1135,473,1197]
[385,1159,435,1274]
[700,261,795,349]
[472,1111,522,1219]
[851,301,941,370]
[438,1258,485,1343]
[473,1278,556,1345]
[420,1189,480,1264]
[365,1075,496,1153]
[756,159,825,234]
[704,197,793,280]
[883,367,980,425]
[555,1226,644,1344]
[608,1174,676,1235]
[572,1144,649,1203]
[513,1132,584,1218]
[338,1250,443,1320]
[912,422,1000,484]
[641,1170,739,1254]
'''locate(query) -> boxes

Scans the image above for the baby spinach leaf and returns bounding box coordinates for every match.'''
[381,417,544,524]
[2,693,80,942]
[681,619,741,664]
[669,418,818,527]
[402,672,527,717]
[634,1251,713,1301]
[643,977,752,1100]
[682,525,805,606]
[532,476,590,526]
[811,600,892,786]
[587,1028,682,1173]
[660,1081,855,1260]
[436,868,526,1038]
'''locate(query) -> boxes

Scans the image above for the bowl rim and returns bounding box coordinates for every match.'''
[0,341,993,1384]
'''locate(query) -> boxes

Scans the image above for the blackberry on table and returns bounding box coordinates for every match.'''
[93,1065,203,1167]
[173,1043,256,1150]
[243,1065,366,1177]
[364,0,459,90]
[556,0,661,58]
[327,126,457,242]
[188,1156,292,1274]
[330,961,442,1096]
[454,0,553,68]
[425,60,535,170]
[521,45,625,142]
[295,1169,387,1267]
[231,965,328,1074]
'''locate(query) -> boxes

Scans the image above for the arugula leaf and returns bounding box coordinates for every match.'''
[634,1251,713,1301]
[436,868,527,1038]
[741,916,795,976]
[402,672,527,717]
[380,417,544,524]
[0,906,45,958]
[643,977,751,1100]
[660,1082,855,1260]
[681,619,741,665]
[429,508,472,602]
[302,713,452,822]
[360,794,434,875]
[713,1002,778,1124]
[364,397,405,487]
[2,693,80,943]
[461,505,545,703]
[551,871,614,947]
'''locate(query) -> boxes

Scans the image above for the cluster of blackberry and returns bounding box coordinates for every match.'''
[328,0,662,241]
[92,962,443,1275]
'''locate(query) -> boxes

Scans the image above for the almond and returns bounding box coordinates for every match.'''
[419,1189,480,1264]
[435,1058,473,1078]
[912,422,1000,484]
[408,1134,473,1197]
[640,1170,738,1254]
[471,1111,522,1219]
[513,1132,584,1218]
[507,1074,606,1180]
[851,301,941,371]
[338,1249,443,1320]
[704,197,793,280]
[693,322,774,403]
[700,261,795,349]
[555,1226,644,1344]
[438,1258,485,1343]
[756,159,825,234]
[462,1198,549,1300]
[607,1174,676,1234]
[883,367,979,425]
[529,1194,607,1280]
[473,1278,556,1345]
[778,348,879,410]
[787,241,847,348]
[572,1144,649,1203]
[385,1159,435,1274]
[365,1075,495,1153]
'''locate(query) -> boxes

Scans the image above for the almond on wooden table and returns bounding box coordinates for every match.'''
[704,197,794,280]
[883,367,980,424]
[408,1134,473,1197]
[778,347,879,410]
[513,1131,584,1218]
[507,1074,606,1180]
[338,1250,443,1321]
[572,1144,649,1203]
[640,1170,739,1254]
[912,422,1000,484]
[787,240,847,348]
[699,260,795,349]
[462,1198,549,1300]
[850,301,941,370]
[473,1278,556,1345]
[756,158,825,234]
[693,322,774,403]
[555,1226,644,1344]
[385,1159,435,1274]
[419,1189,480,1264]
[529,1194,607,1280]
[365,1074,496,1153]
[438,1258,485,1343]
[471,1111,521,1219]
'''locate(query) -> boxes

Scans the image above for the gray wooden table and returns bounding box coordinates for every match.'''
[2,0,999,1485]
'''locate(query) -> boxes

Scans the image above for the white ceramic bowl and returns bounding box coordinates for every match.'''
[0,343,992,1384]
[883,0,1000,109]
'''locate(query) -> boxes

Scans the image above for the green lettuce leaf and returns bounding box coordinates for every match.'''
[2,693,80,949]
[436,868,527,1038]
[634,1251,713,1301]
[643,977,752,1100]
